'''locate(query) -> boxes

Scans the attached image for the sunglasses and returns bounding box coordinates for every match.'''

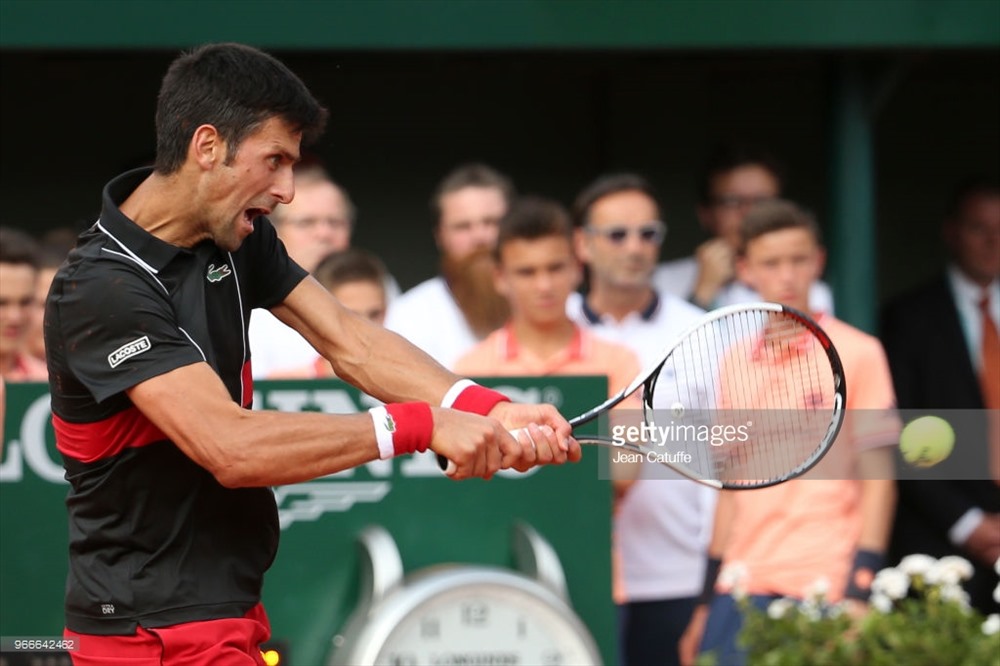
[585,220,666,245]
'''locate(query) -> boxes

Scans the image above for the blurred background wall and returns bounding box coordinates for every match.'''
[1,0,998,324]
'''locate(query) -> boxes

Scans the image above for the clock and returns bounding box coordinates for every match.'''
[329,523,603,666]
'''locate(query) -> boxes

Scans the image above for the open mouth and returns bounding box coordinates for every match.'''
[244,208,269,223]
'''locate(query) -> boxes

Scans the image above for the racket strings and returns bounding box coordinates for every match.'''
[649,309,838,488]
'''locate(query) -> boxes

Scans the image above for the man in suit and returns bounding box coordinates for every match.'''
[881,179,1000,614]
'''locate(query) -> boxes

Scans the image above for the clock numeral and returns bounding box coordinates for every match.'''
[460,601,489,627]
[387,652,417,666]
[420,617,441,638]
[517,616,527,638]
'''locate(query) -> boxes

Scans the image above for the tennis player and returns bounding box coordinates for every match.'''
[679,200,899,666]
[45,43,579,666]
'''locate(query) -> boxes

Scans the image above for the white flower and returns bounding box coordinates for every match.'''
[982,614,1000,636]
[804,576,831,603]
[767,597,796,620]
[719,561,749,600]
[922,564,945,586]
[897,554,936,577]
[870,592,893,614]
[871,568,910,600]
[939,582,970,608]
[994,557,1000,576]
[932,556,975,585]
[993,582,1000,605]
[800,599,822,622]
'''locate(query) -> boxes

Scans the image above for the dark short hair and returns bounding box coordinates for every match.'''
[571,173,659,228]
[947,177,1000,220]
[430,163,516,226]
[154,43,328,174]
[698,143,785,205]
[313,248,387,292]
[738,199,821,256]
[495,196,574,261]
[0,226,40,269]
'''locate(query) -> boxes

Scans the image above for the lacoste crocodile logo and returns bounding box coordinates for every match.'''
[207,263,232,283]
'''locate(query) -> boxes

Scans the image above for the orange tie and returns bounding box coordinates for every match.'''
[979,293,1000,482]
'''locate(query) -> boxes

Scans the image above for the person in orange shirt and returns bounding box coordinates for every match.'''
[455,196,640,401]
[679,200,898,666]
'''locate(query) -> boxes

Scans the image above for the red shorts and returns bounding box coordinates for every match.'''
[64,603,271,666]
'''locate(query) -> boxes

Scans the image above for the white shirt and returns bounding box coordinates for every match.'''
[568,290,719,601]
[653,256,836,313]
[384,276,478,370]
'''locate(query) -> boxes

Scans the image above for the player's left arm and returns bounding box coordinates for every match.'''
[271,276,457,402]
[269,276,577,464]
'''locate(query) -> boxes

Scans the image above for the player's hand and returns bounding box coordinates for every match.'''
[690,238,735,308]
[488,402,581,472]
[679,603,709,666]
[429,407,510,480]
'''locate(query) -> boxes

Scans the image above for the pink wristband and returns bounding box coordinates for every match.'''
[443,380,510,416]
[370,403,434,459]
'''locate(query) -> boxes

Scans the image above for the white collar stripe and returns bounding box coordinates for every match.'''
[96,221,160,275]
[99,248,169,295]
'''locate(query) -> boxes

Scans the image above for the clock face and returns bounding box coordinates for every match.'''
[341,569,602,666]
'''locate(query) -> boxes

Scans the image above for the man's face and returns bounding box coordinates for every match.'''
[331,280,387,326]
[204,116,301,252]
[737,228,824,313]
[699,165,781,249]
[0,262,37,360]
[495,235,581,329]
[274,181,352,272]
[576,189,663,291]
[946,193,1000,286]
[435,186,507,262]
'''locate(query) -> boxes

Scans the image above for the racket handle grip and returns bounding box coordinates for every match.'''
[436,428,524,476]
[436,453,456,475]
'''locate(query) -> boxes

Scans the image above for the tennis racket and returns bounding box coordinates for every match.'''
[439,302,846,489]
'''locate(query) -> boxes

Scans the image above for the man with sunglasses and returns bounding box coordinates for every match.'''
[653,143,834,313]
[569,173,714,666]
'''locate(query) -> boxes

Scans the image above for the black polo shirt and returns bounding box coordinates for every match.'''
[45,167,307,634]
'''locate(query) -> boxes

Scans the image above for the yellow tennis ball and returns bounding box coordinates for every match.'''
[900,416,955,467]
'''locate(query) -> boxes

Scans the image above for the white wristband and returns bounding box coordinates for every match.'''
[441,379,477,408]
[369,406,396,460]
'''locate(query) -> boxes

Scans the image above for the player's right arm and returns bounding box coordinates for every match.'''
[126,363,511,486]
